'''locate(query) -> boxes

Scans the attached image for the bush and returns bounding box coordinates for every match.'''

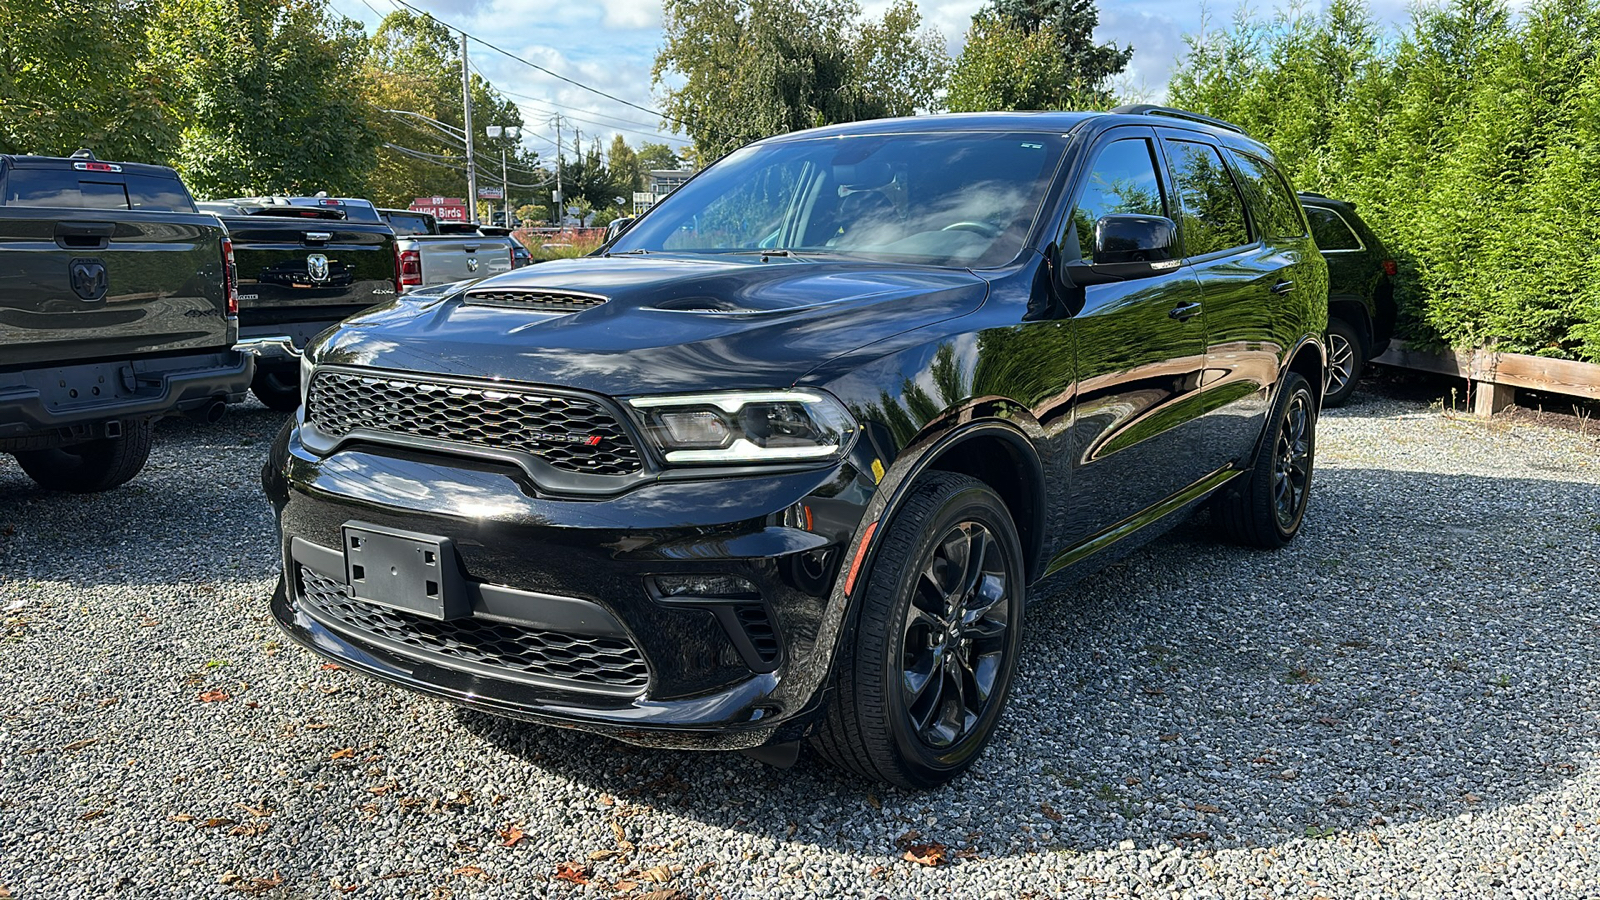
[1169,0,1600,362]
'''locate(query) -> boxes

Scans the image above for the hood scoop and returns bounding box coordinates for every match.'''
[462,288,609,312]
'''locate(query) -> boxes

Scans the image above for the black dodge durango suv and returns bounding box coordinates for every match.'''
[263,107,1328,788]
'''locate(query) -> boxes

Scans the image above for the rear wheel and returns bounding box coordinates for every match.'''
[14,419,153,492]
[1322,318,1364,408]
[1212,372,1317,548]
[811,472,1025,789]
[251,369,302,412]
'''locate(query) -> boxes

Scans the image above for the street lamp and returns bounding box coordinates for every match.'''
[485,125,521,227]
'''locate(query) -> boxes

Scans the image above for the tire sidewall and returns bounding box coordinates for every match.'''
[1324,318,1365,407]
[871,483,1026,780]
[1268,375,1317,541]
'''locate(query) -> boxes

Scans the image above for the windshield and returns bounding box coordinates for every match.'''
[610,131,1067,267]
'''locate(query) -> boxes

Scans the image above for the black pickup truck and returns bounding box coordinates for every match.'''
[198,197,398,410]
[1,152,251,492]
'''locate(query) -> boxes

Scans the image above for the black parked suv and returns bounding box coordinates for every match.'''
[1,152,250,491]
[264,108,1328,788]
[1298,193,1396,407]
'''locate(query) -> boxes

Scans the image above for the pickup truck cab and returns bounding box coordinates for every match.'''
[198,197,398,410]
[378,208,514,291]
[1,151,251,491]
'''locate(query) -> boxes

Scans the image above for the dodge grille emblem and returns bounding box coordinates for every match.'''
[307,253,330,283]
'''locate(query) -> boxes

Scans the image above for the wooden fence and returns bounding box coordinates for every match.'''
[1372,340,1600,415]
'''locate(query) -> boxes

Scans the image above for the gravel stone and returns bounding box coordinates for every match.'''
[1,387,1597,898]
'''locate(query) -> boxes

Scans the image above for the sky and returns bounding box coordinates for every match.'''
[329,0,1426,166]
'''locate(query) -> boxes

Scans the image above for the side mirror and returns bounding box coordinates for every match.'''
[1063,214,1181,287]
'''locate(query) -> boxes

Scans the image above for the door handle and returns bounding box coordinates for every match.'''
[55,221,115,250]
[1270,280,1295,295]
[1169,301,1203,322]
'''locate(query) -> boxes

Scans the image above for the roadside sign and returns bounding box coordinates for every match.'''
[477,187,504,200]
[409,197,468,221]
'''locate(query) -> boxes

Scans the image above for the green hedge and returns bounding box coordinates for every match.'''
[1168,0,1600,362]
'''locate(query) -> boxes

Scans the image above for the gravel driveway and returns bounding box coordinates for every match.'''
[2,388,1597,899]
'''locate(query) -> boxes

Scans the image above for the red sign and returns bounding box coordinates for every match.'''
[409,197,468,221]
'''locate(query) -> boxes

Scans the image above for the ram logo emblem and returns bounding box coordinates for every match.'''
[307,253,330,283]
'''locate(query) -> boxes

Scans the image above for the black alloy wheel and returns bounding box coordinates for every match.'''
[811,472,1025,789]
[900,521,1012,750]
[1212,371,1317,548]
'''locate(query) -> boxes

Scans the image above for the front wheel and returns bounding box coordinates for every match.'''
[1322,318,1365,408]
[1212,372,1317,548]
[13,419,153,492]
[811,472,1025,789]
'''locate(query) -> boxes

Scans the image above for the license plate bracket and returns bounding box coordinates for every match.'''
[341,522,468,620]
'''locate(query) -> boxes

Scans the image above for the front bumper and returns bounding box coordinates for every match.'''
[264,422,876,750]
[0,349,252,441]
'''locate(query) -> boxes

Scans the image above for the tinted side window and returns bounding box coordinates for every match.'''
[342,203,382,223]
[1305,206,1362,250]
[387,214,429,235]
[1226,151,1305,240]
[1068,138,1166,263]
[1166,140,1250,257]
[125,174,195,212]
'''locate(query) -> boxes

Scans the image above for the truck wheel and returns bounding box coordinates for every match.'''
[1212,372,1317,548]
[251,370,302,412]
[811,472,1025,789]
[1322,318,1365,408]
[14,419,153,492]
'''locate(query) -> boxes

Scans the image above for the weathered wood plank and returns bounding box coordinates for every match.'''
[1371,339,1600,410]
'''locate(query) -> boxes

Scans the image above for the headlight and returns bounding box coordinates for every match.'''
[626,390,857,465]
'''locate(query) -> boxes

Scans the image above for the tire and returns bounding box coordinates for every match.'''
[1212,372,1317,549]
[251,369,302,413]
[14,419,153,493]
[1322,318,1365,408]
[811,472,1025,789]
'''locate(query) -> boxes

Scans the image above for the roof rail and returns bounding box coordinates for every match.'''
[1109,105,1249,136]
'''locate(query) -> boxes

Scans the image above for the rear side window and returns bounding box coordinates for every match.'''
[1305,206,1363,251]
[1068,138,1167,263]
[1226,151,1306,240]
[1165,140,1251,257]
[3,168,193,211]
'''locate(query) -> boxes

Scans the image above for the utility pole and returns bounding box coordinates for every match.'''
[461,30,478,224]
[553,114,563,226]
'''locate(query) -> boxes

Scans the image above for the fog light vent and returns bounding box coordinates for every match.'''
[734,603,780,664]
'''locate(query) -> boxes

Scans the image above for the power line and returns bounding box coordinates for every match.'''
[384,143,553,189]
[383,112,549,177]
[382,0,679,127]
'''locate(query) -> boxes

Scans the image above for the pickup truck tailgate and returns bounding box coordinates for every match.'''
[418,237,512,285]
[0,208,231,369]
[224,217,396,319]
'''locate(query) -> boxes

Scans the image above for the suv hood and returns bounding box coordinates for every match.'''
[311,254,988,396]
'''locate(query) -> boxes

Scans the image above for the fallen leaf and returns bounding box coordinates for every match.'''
[229,822,270,837]
[234,872,284,894]
[640,863,681,883]
[639,891,686,900]
[1317,716,1340,726]
[613,880,639,892]
[304,722,332,731]
[893,829,922,849]
[366,783,394,796]
[866,793,881,810]
[1173,831,1211,842]
[201,817,237,828]
[499,825,525,848]
[1159,733,1180,742]
[198,690,231,703]
[1193,802,1222,814]
[1039,803,1064,822]
[451,866,487,879]
[902,843,947,867]
[320,663,342,671]
[553,862,589,885]
[1143,686,1166,695]
[329,748,355,760]
[1463,793,1482,805]
[79,809,108,821]
[868,865,889,878]
[236,803,273,818]
[169,813,197,823]
[587,849,621,862]
[63,739,97,752]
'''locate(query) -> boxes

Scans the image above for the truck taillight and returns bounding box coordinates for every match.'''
[1382,259,1398,277]
[399,249,421,289]
[221,236,238,316]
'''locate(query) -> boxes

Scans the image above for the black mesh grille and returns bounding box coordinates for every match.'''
[297,566,649,691]
[735,603,780,664]
[306,370,642,475]
[463,289,608,311]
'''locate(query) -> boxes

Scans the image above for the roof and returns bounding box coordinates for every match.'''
[0,153,181,178]
[1297,191,1357,210]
